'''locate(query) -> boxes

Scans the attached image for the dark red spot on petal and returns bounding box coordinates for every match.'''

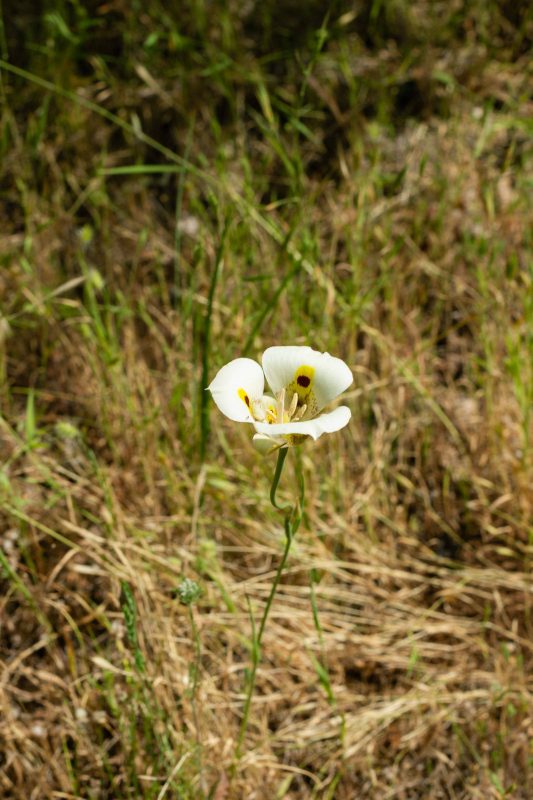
[297,375,311,388]
[244,394,250,406]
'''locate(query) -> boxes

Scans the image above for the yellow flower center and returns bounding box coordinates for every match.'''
[290,365,314,400]
[284,365,318,416]
[263,388,308,425]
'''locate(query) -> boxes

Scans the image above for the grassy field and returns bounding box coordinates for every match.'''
[0,1,532,798]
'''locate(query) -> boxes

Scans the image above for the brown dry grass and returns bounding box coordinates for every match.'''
[1,2,532,798]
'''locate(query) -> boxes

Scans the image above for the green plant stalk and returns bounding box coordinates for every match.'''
[187,604,202,746]
[242,251,300,356]
[235,518,293,761]
[0,547,51,632]
[0,60,196,175]
[199,219,228,462]
[297,435,346,757]
[269,446,289,510]
[234,448,301,763]
[308,573,346,750]
[174,117,195,309]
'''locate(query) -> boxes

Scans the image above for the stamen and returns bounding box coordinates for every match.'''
[278,388,286,423]
[288,392,298,420]
[292,403,307,421]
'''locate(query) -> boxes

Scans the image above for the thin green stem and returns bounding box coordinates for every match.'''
[199,218,228,461]
[187,605,202,749]
[234,448,302,767]
[242,247,300,356]
[174,117,195,309]
[269,447,289,510]
[235,519,293,760]
[257,516,293,644]
[0,59,195,174]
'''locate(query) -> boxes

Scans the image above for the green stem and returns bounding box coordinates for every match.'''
[269,447,289,510]
[187,605,202,752]
[258,515,294,643]
[235,519,293,759]
[234,448,300,765]
[199,218,228,461]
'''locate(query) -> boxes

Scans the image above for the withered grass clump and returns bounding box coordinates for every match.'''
[0,2,531,798]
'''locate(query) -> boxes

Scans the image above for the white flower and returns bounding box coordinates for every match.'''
[208,346,352,454]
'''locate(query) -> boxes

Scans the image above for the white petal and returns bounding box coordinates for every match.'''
[252,433,287,455]
[262,346,352,413]
[208,358,264,422]
[254,406,351,441]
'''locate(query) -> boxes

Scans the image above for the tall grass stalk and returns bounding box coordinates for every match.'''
[199,220,228,461]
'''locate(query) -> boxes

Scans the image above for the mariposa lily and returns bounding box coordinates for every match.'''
[208,346,352,455]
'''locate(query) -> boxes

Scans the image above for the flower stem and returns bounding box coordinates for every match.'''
[187,604,201,745]
[269,446,289,510]
[234,448,299,766]
[235,521,293,760]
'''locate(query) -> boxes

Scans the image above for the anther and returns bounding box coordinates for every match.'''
[278,388,286,422]
[293,403,307,421]
[288,392,298,420]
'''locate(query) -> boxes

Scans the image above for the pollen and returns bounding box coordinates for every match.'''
[288,391,299,419]
[264,402,277,423]
[238,388,251,408]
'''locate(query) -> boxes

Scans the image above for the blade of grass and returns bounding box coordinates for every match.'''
[242,243,301,356]
[199,217,229,461]
[0,547,52,632]
[174,116,196,309]
[0,59,202,177]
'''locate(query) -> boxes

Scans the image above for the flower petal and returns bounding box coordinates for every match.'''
[252,433,287,455]
[208,358,264,422]
[254,405,351,441]
[262,346,352,414]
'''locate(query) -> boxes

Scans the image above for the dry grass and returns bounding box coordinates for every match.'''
[1,2,532,798]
